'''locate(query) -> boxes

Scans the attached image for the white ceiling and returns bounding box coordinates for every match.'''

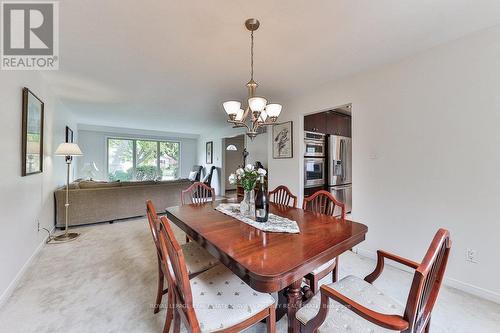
[44,0,500,134]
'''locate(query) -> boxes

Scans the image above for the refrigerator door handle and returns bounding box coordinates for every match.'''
[340,139,344,181]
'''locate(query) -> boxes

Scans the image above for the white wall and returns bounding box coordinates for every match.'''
[76,125,199,180]
[0,72,77,303]
[267,24,500,302]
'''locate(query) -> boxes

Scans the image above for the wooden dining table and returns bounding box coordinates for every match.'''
[166,201,368,333]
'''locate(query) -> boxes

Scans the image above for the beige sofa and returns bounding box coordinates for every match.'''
[54,179,191,228]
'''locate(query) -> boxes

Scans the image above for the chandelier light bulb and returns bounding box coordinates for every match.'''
[223,101,241,115]
[248,97,267,112]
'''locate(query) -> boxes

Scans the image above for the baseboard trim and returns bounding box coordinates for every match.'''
[352,246,500,305]
[0,228,53,308]
[445,277,500,304]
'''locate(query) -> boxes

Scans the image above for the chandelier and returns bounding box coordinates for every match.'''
[223,18,283,139]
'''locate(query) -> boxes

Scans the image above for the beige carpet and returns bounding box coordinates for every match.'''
[0,217,499,332]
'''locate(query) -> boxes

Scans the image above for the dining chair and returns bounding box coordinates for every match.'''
[202,165,216,187]
[302,190,346,294]
[157,216,277,333]
[269,185,298,208]
[296,228,451,333]
[189,165,204,182]
[181,182,215,243]
[181,182,216,205]
[146,200,218,314]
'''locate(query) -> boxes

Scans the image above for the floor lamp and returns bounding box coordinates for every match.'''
[53,142,83,242]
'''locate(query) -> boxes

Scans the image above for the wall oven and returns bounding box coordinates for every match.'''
[304,131,326,157]
[304,158,326,188]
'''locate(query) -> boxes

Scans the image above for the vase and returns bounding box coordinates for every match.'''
[240,190,255,217]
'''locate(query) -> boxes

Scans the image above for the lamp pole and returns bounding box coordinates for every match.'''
[52,143,83,243]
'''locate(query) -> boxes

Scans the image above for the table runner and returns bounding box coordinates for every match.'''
[215,203,300,234]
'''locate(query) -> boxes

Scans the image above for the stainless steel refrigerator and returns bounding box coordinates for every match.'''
[328,135,352,216]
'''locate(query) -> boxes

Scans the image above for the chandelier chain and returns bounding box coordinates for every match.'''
[250,30,254,81]
[223,19,282,139]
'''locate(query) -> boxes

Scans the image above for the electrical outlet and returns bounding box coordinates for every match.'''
[37,220,40,232]
[466,249,478,263]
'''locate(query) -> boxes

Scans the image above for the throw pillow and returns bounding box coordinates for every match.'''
[188,171,198,181]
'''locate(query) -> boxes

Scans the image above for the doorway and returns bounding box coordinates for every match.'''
[222,134,245,197]
[303,103,352,215]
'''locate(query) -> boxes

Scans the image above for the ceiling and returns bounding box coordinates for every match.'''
[43,0,500,135]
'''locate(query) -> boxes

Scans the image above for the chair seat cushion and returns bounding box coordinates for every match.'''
[181,241,218,275]
[311,258,336,275]
[296,275,404,333]
[188,264,276,332]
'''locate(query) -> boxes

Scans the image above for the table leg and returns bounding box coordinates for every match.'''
[287,279,303,333]
[275,288,288,321]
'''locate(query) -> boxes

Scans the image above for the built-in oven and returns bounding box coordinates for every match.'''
[304,157,326,188]
[304,131,326,157]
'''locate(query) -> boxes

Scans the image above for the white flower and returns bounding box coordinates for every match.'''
[228,173,237,185]
[236,168,244,176]
[245,164,254,172]
[257,168,267,176]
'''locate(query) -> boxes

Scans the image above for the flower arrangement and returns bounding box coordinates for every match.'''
[229,164,267,191]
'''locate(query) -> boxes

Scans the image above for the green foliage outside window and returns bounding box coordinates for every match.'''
[107,138,180,181]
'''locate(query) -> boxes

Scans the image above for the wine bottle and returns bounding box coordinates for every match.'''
[255,175,269,222]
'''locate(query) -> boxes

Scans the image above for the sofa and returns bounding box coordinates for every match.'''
[54,179,191,228]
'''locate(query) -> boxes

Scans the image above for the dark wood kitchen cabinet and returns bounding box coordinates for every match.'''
[305,110,351,137]
[304,112,327,133]
[326,111,351,137]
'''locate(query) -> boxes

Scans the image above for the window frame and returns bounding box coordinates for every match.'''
[106,136,181,181]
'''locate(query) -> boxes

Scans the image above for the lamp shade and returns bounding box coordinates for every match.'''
[55,143,83,156]
[266,103,282,118]
[259,110,268,122]
[248,97,267,112]
[223,101,241,115]
[235,108,245,121]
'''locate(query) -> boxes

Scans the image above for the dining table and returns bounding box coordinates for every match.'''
[166,200,368,333]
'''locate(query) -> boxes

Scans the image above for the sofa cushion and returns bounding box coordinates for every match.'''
[120,180,159,187]
[54,178,191,227]
[78,180,121,189]
[68,182,80,189]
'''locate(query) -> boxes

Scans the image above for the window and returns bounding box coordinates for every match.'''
[107,138,180,181]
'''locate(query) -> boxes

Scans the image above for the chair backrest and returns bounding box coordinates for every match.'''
[190,165,203,181]
[146,200,161,255]
[157,216,200,331]
[269,185,298,208]
[202,166,216,186]
[302,190,346,219]
[403,229,451,333]
[181,182,216,205]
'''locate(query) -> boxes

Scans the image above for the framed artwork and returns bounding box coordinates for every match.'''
[206,141,213,164]
[65,126,74,143]
[272,121,293,159]
[22,88,44,176]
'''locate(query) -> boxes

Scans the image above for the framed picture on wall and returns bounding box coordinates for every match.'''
[206,141,213,164]
[272,121,293,159]
[65,126,74,143]
[22,87,44,176]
